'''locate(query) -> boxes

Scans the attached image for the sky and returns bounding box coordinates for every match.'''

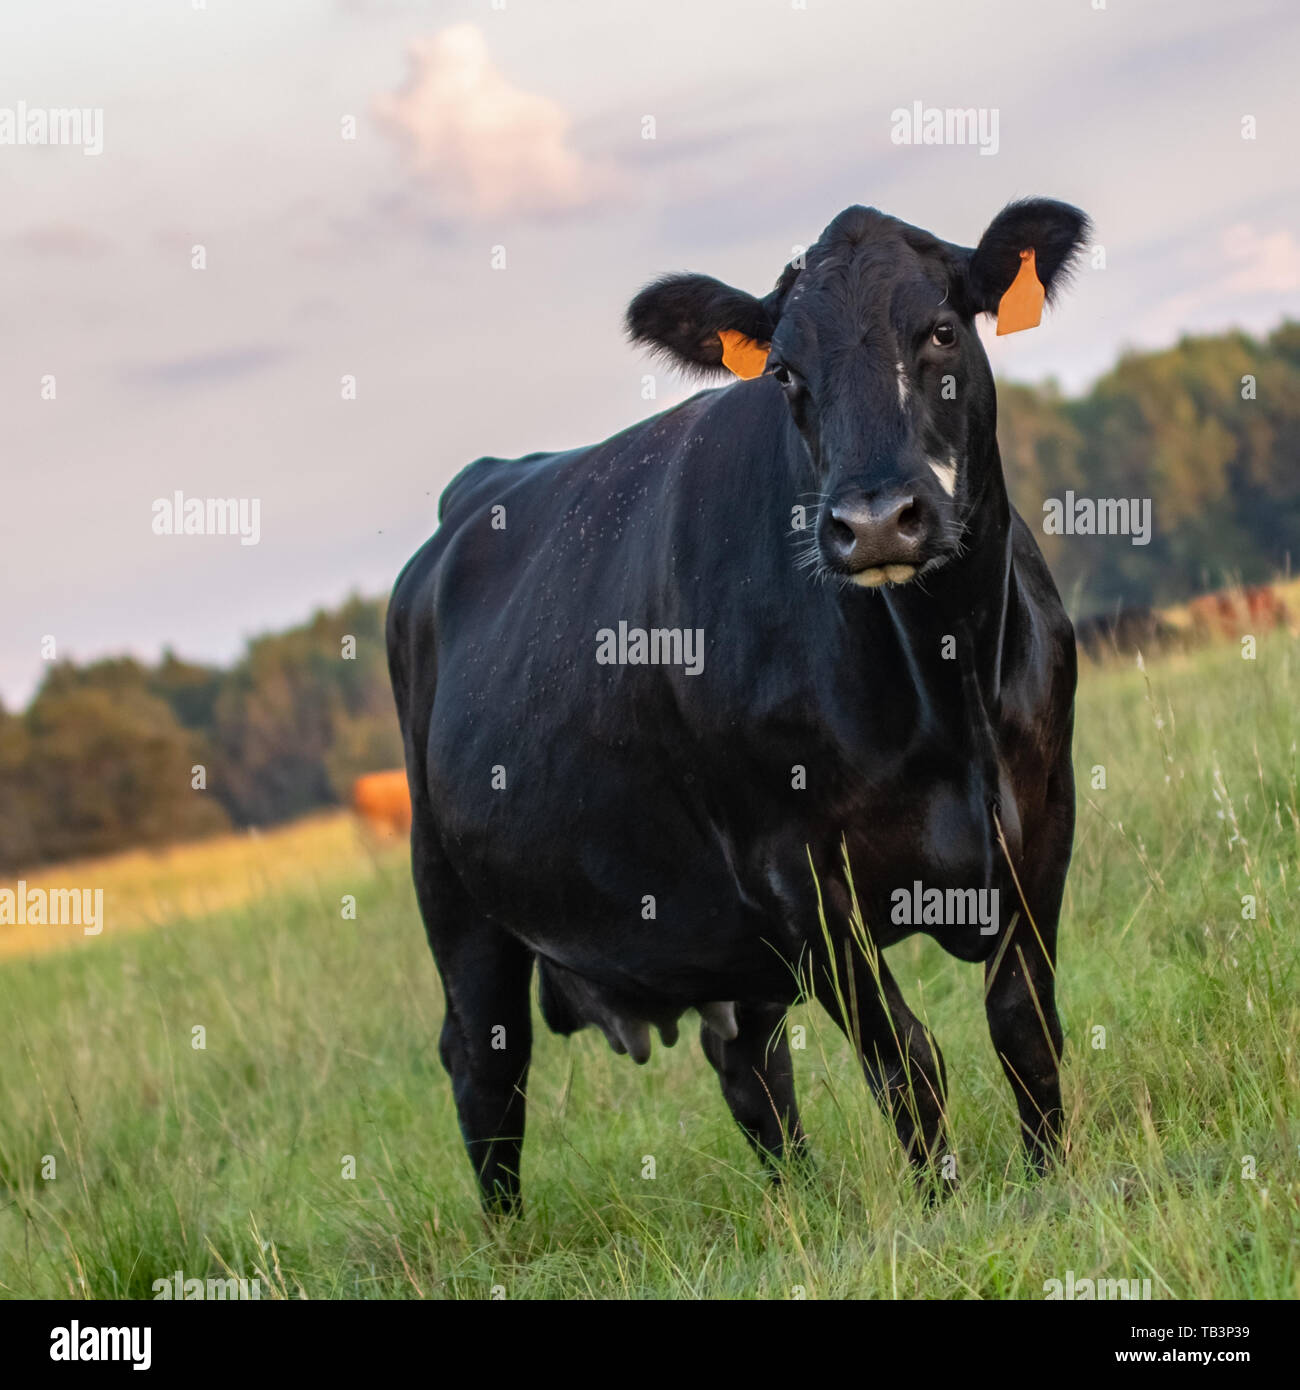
[1,0,1296,709]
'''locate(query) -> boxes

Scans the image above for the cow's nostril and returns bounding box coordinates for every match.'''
[896,502,922,539]
[828,516,857,551]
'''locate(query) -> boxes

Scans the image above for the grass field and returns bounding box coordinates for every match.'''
[1,636,1297,1300]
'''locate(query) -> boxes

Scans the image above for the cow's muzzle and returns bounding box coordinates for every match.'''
[820,489,937,587]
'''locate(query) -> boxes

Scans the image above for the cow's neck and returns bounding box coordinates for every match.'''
[872,449,1014,751]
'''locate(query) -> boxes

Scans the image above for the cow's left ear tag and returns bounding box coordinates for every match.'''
[718,329,771,379]
[996,249,1045,335]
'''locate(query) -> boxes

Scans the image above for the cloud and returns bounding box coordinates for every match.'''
[121,347,289,390]
[373,25,599,218]
[1221,223,1300,294]
[1134,221,1300,347]
[11,223,110,257]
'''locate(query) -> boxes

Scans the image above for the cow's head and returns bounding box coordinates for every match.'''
[626,199,1090,589]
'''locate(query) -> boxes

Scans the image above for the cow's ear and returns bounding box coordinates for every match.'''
[967,199,1091,332]
[626,273,774,377]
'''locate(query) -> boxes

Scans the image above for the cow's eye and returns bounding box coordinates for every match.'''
[931,323,957,348]
[769,362,793,386]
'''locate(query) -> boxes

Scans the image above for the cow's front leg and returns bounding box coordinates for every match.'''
[700,1001,809,1176]
[985,758,1073,1174]
[984,912,1062,1173]
[814,934,950,1190]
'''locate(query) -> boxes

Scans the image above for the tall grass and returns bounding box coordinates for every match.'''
[0,636,1296,1298]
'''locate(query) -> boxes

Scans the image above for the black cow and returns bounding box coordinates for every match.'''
[388,198,1088,1214]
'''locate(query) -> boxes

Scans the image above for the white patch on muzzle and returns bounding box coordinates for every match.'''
[929,454,958,497]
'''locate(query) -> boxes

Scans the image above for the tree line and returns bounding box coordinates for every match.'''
[998,320,1299,609]
[3,321,1297,869]
[0,596,401,870]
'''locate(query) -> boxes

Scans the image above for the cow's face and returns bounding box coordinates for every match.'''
[627,199,1089,589]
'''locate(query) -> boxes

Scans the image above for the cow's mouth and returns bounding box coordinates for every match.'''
[850,563,917,588]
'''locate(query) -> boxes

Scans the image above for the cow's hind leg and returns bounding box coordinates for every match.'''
[411,827,533,1216]
[815,938,950,1193]
[700,1002,809,1177]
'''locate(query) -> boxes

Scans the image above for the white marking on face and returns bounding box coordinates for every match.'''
[895,361,910,410]
[929,454,958,497]
[850,564,917,589]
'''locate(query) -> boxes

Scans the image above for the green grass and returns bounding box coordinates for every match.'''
[1,637,1297,1299]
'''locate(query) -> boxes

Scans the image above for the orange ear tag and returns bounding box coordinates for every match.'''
[996,248,1045,335]
[717,329,771,379]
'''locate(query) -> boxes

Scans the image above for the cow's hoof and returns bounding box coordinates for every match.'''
[908,1159,957,1208]
[768,1142,817,1189]
[481,1191,524,1222]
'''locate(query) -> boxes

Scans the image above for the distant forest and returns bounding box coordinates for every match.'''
[999,319,1299,608]
[3,321,1297,870]
[0,597,401,871]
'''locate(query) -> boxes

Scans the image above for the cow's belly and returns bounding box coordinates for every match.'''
[427,731,798,1003]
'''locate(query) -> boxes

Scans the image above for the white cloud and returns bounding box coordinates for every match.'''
[373,25,598,218]
[1135,222,1300,349]
[1221,223,1300,294]
[10,223,109,257]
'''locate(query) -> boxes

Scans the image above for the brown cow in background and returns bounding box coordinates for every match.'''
[1077,582,1292,662]
[1188,584,1290,641]
[351,769,412,837]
